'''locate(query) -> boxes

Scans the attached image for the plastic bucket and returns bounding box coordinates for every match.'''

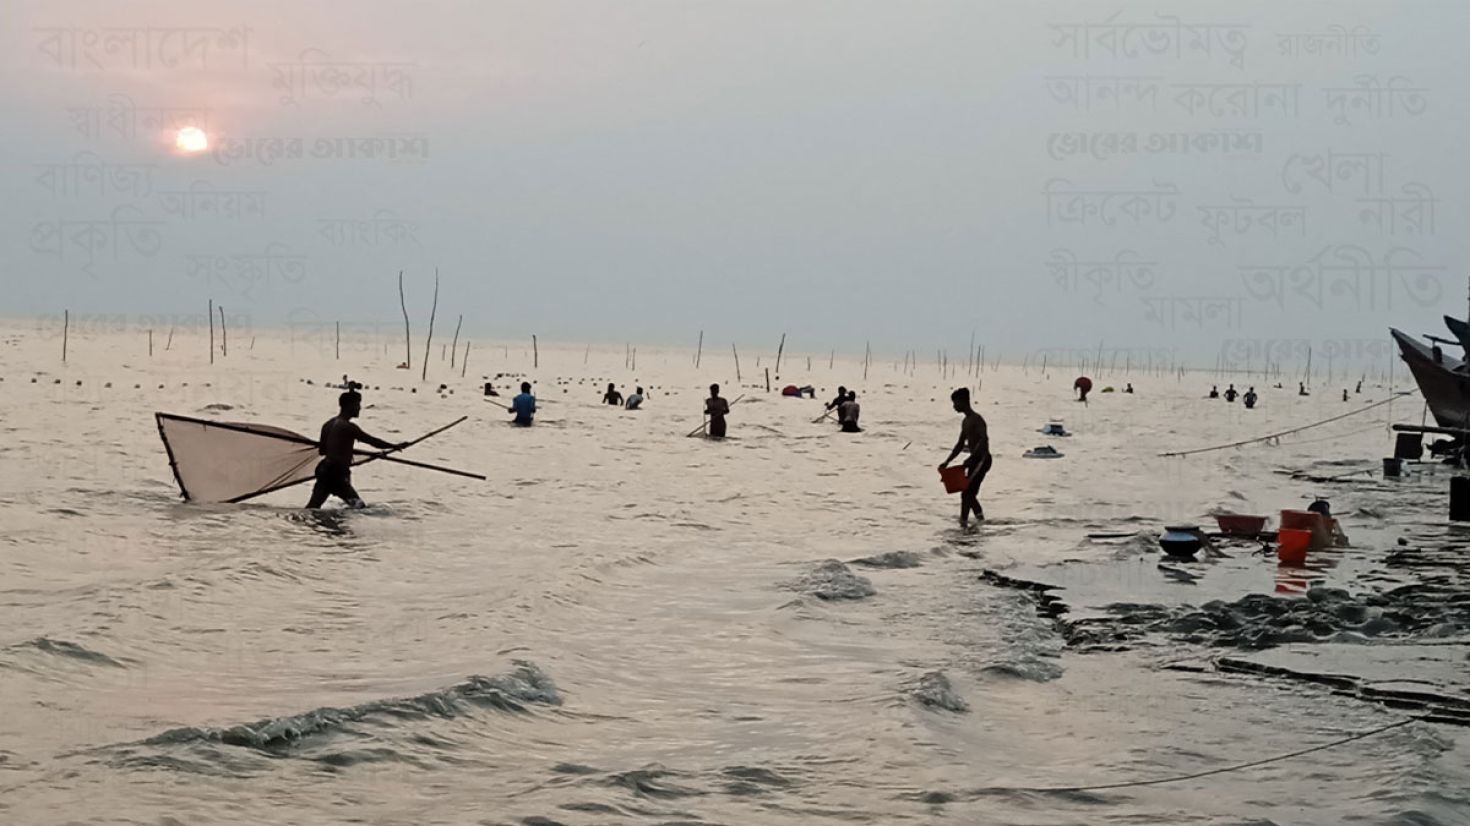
[940,465,969,494]
[1279,510,1322,533]
[1277,528,1311,565]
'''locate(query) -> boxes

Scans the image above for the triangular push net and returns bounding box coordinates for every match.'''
[156,413,331,503]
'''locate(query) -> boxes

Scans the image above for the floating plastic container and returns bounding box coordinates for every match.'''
[1277,528,1311,565]
[1215,514,1267,536]
[1279,509,1323,533]
[940,465,969,494]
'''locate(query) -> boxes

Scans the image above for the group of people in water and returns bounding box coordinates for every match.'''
[1211,379,1365,408]
[311,379,996,528]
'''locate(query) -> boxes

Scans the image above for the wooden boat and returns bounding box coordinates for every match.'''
[1390,328,1470,429]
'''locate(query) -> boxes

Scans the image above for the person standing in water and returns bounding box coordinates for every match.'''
[939,387,992,527]
[509,382,536,426]
[306,390,406,509]
[1224,384,1238,402]
[826,386,848,417]
[625,387,645,410]
[1243,387,1258,409]
[839,391,862,433]
[705,384,730,439]
[603,382,623,406]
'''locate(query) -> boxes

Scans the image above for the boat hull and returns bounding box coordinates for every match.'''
[1391,328,1470,429]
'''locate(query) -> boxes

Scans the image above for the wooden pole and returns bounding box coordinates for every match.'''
[864,341,871,381]
[219,305,227,357]
[765,367,771,392]
[421,268,439,382]
[335,321,340,360]
[398,270,411,369]
[774,333,786,377]
[450,314,462,368]
[62,309,68,363]
[165,326,174,351]
[148,328,153,357]
[533,335,538,368]
[829,349,834,369]
[461,341,470,378]
[696,330,703,368]
[732,343,742,382]
[208,299,214,364]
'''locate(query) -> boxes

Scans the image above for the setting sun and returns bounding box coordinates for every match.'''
[175,126,209,153]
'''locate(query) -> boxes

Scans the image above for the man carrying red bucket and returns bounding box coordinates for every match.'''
[938,388,993,528]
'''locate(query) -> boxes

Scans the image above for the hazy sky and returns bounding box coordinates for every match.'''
[3,0,1467,365]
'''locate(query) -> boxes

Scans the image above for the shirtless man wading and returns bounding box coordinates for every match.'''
[306,390,406,509]
[938,387,992,527]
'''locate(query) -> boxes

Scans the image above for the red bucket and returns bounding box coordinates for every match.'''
[1277,528,1311,565]
[940,465,969,494]
[1280,510,1322,533]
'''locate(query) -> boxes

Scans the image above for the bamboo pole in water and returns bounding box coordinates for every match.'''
[208,299,214,365]
[774,333,786,377]
[765,367,770,392]
[451,316,463,368]
[148,329,153,357]
[421,268,439,382]
[335,321,340,360]
[732,343,742,382]
[695,331,703,368]
[398,271,411,369]
[462,341,470,378]
[533,335,539,368]
[62,310,68,362]
[166,326,174,351]
[219,305,227,357]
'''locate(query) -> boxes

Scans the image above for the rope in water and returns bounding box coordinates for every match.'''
[1158,393,1414,457]
[995,717,1416,794]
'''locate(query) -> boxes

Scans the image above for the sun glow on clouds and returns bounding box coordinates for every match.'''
[175,126,208,153]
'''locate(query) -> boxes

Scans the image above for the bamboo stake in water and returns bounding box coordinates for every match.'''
[732,343,742,382]
[765,367,770,392]
[208,299,214,365]
[148,328,153,357]
[398,270,412,368]
[165,326,174,351]
[695,330,703,368]
[462,341,470,378]
[335,321,340,360]
[450,315,462,367]
[774,333,786,377]
[219,304,227,357]
[422,268,439,381]
[533,334,538,368]
[62,309,68,362]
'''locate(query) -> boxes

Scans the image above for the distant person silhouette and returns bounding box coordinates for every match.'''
[705,384,730,439]
[509,382,536,426]
[603,382,623,406]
